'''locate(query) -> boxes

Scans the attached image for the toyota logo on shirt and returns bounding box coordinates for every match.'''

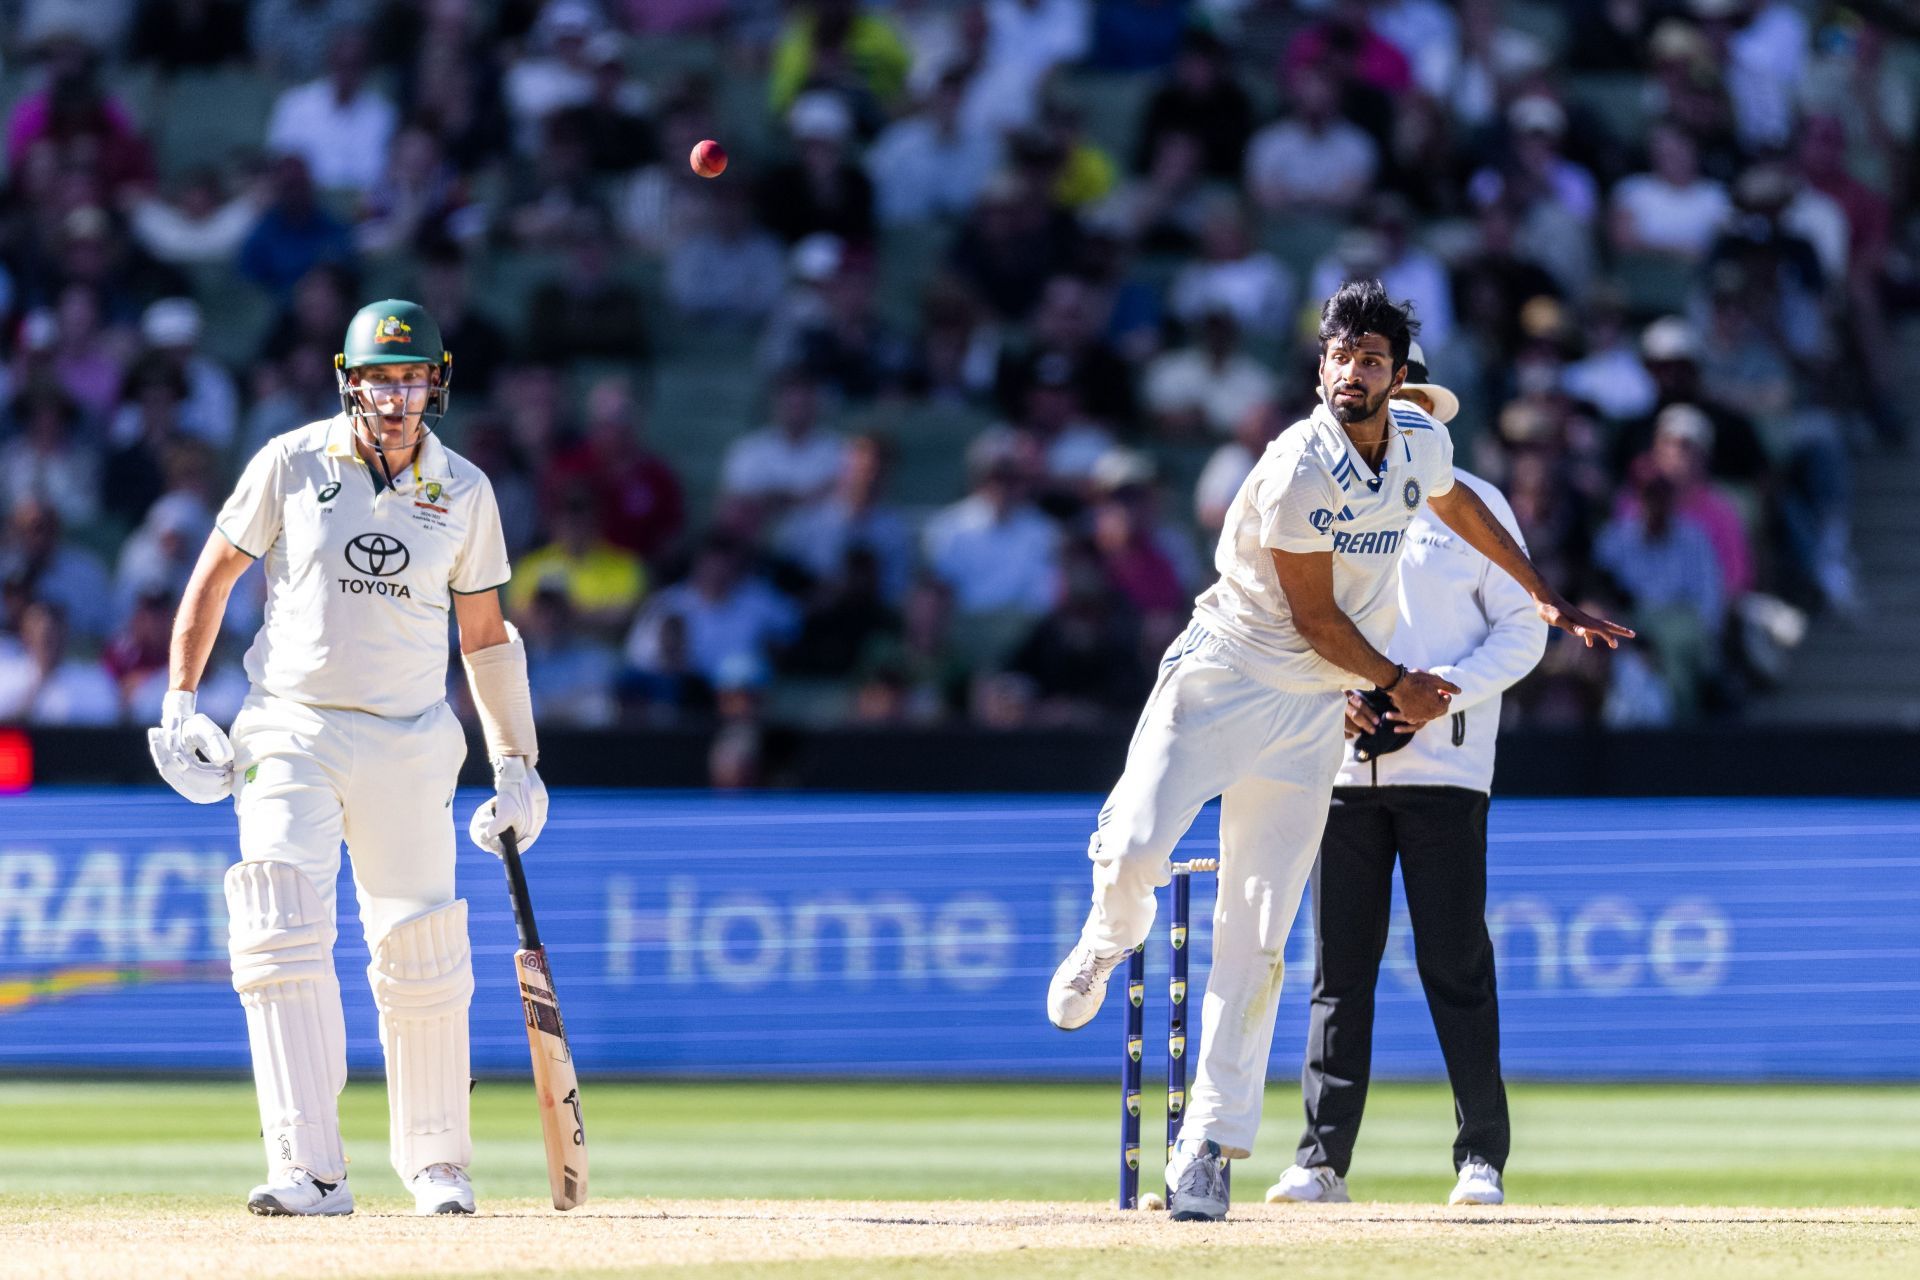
[344,532,411,577]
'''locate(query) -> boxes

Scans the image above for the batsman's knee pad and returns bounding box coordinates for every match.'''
[368,900,474,1176]
[224,859,347,1180]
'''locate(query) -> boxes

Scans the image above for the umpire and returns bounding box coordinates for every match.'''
[1269,345,1547,1208]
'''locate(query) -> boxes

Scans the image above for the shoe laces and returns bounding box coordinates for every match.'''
[1460,1159,1497,1182]
[419,1162,463,1184]
[1067,946,1125,996]
[1173,1143,1225,1198]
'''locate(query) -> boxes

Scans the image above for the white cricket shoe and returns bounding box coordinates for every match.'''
[1266,1164,1350,1204]
[1449,1158,1504,1205]
[1166,1138,1230,1222]
[1046,941,1128,1030]
[409,1162,476,1215]
[247,1169,353,1216]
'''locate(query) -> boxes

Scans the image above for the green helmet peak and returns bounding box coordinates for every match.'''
[339,299,446,369]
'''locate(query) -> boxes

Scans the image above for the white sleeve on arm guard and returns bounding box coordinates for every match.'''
[462,622,539,765]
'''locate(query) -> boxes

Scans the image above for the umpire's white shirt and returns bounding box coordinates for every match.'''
[1334,469,1546,792]
[216,415,511,718]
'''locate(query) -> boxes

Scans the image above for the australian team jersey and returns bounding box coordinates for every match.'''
[1192,399,1455,693]
[215,415,511,718]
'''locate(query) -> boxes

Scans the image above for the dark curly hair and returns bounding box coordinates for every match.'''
[1316,279,1419,369]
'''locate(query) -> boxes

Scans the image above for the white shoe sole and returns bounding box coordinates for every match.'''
[1449,1191,1504,1206]
[1266,1184,1350,1204]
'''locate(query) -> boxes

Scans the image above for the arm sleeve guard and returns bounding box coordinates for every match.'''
[462,622,538,766]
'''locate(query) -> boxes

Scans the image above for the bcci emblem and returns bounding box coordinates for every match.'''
[424,481,443,504]
[374,314,412,344]
[1403,478,1422,510]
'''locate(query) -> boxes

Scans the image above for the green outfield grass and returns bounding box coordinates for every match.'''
[2,1078,1916,1210]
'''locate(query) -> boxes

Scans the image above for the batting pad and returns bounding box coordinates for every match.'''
[225,859,349,1182]
[368,900,475,1177]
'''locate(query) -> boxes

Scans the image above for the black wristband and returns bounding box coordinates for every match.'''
[1379,663,1406,693]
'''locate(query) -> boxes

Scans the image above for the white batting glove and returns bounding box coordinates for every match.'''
[146,689,235,805]
[469,756,549,855]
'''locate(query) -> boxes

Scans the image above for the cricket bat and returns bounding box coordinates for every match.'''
[500,828,588,1210]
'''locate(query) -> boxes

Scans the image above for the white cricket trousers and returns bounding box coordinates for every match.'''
[232,690,467,942]
[1080,623,1344,1159]
[228,689,472,1181]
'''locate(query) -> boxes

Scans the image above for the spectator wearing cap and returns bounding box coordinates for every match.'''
[1616,315,1769,485]
[1621,405,1754,601]
[1142,306,1279,441]
[510,487,649,640]
[1246,62,1379,213]
[867,69,1003,226]
[124,298,238,449]
[1609,123,1731,262]
[1134,29,1254,180]
[922,430,1062,618]
[266,25,397,195]
[542,377,687,564]
[1559,292,1657,424]
[720,370,849,518]
[776,433,913,604]
[755,91,877,247]
[5,389,100,529]
[1469,97,1598,299]
[0,601,121,725]
[1087,450,1186,619]
[503,0,607,152]
[1595,473,1724,712]
[1169,196,1296,339]
[790,258,914,402]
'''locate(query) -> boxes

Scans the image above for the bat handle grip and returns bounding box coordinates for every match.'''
[500,828,542,951]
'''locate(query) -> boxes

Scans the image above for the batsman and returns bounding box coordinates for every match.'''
[146,301,548,1216]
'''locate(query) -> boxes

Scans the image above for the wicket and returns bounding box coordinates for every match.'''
[1120,857,1222,1210]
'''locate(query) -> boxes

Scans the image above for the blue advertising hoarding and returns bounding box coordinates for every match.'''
[2,791,1916,1080]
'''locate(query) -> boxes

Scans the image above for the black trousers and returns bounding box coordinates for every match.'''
[1294,785,1509,1176]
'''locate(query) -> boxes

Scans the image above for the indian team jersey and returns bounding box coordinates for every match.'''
[1191,399,1455,693]
[216,415,511,718]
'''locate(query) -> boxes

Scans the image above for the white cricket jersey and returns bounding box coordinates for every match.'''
[1191,400,1455,693]
[1334,470,1548,793]
[216,415,511,719]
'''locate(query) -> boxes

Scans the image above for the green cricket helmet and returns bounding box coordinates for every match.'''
[334,299,453,431]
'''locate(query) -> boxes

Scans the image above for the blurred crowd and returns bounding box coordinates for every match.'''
[1,0,1915,774]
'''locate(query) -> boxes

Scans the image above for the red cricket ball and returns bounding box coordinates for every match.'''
[690,139,727,178]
